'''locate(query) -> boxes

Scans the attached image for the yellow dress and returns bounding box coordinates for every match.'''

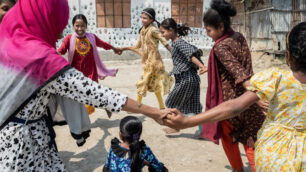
[247,67,305,172]
[130,24,173,97]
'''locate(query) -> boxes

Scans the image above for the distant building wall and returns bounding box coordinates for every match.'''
[57,0,213,60]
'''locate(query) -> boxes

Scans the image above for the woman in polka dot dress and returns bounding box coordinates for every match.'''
[0,1,169,171]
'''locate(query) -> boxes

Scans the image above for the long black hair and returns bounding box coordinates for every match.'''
[287,22,306,74]
[120,116,145,172]
[160,18,191,37]
[72,14,88,26]
[203,0,236,31]
[139,8,160,33]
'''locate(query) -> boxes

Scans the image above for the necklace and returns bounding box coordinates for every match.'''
[75,37,91,56]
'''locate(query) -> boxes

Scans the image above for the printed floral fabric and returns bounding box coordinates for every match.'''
[214,32,265,145]
[247,67,305,172]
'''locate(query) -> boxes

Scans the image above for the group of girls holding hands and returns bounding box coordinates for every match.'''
[0,0,304,171]
[58,1,305,171]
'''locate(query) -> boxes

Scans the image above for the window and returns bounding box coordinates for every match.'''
[96,0,131,28]
[171,0,203,27]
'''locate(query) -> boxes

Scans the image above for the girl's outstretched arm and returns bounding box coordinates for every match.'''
[95,35,122,55]
[58,35,70,55]
[164,91,260,129]
[122,98,169,125]
[121,35,142,55]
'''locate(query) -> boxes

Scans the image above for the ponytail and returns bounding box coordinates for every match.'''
[160,18,190,37]
[130,139,146,172]
[177,24,191,37]
[119,116,144,171]
[154,19,160,28]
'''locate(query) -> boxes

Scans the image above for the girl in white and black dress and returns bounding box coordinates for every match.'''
[159,18,208,134]
[0,0,168,171]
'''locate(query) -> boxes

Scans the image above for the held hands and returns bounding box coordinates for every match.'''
[154,108,171,125]
[112,47,123,55]
[155,108,189,130]
[199,65,208,75]
[256,100,269,111]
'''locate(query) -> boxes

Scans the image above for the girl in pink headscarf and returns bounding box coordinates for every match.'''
[0,0,170,170]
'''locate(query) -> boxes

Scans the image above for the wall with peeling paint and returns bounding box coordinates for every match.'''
[57,0,213,57]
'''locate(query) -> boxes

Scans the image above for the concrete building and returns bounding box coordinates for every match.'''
[58,0,214,60]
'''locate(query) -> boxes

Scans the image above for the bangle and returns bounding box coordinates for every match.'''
[138,103,143,109]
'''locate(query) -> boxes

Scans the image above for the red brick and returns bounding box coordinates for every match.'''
[123,2,130,15]
[106,16,114,27]
[105,2,114,15]
[96,3,105,15]
[114,2,123,16]
[171,3,180,16]
[188,15,195,27]
[180,15,187,24]
[123,15,131,28]
[188,2,196,16]
[180,3,187,16]
[114,15,123,28]
[195,16,202,27]
[195,3,203,16]
[97,16,106,27]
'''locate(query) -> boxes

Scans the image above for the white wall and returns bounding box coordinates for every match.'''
[58,0,213,50]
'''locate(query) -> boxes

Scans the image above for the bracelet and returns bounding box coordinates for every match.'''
[138,103,143,109]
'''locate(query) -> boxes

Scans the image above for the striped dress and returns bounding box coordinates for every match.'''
[165,38,203,114]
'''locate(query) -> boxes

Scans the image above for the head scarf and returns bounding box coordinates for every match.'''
[0,0,70,129]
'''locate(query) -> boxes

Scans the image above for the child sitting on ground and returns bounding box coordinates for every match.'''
[103,116,168,172]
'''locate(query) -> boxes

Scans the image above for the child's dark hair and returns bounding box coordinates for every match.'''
[139,8,160,33]
[287,22,306,74]
[120,116,145,172]
[160,18,191,37]
[0,0,16,4]
[203,0,236,31]
[72,14,88,26]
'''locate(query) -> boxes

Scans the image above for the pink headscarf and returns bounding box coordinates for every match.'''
[0,0,70,128]
[0,0,70,84]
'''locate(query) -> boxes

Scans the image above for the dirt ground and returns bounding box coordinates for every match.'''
[54,52,287,172]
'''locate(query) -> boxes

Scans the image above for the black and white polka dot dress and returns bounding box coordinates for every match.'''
[0,68,127,171]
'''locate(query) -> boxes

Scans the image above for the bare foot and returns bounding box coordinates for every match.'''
[114,69,119,77]
[163,127,180,134]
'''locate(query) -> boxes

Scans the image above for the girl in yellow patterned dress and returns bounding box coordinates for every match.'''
[121,8,173,109]
[164,22,306,172]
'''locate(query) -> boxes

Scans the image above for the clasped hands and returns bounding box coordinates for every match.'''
[155,108,189,130]
[112,47,129,55]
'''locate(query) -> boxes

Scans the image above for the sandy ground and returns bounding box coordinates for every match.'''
[54,52,287,172]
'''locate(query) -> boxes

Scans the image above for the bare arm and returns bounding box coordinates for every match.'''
[243,80,269,110]
[164,91,260,129]
[191,56,207,75]
[121,34,142,55]
[122,98,168,125]
[48,69,167,125]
